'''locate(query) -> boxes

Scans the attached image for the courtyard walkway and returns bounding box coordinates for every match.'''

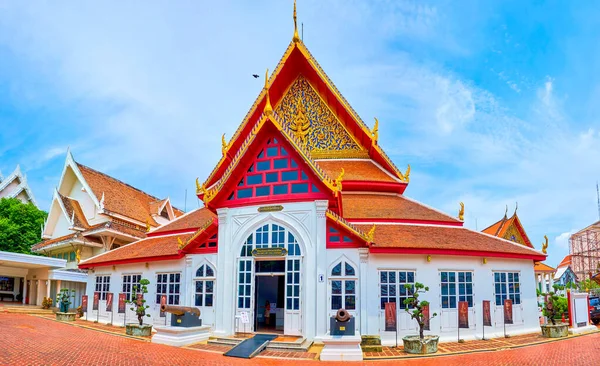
[0,313,599,365]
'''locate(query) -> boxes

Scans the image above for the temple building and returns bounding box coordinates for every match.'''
[0,165,37,206]
[482,207,555,293]
[27,149,182,307]
[78,6,546,344]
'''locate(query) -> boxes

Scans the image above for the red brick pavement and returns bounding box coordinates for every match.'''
[1,314,599,365]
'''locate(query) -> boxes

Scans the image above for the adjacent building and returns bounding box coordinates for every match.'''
[0,165,36,206]
[79,13,546,345]
[28,150,182,307]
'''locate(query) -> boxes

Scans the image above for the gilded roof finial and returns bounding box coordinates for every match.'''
[514,202,518,216]
[404,164,410,183]
[264,68,273,116]
[75,248,81,264]
[504,204,508,218]
[367,224,376,242]
[458,202,465,221]
[542,235,548,255]
[177,237,185,250]
[335,168,345,191]
[195,178,202,194]
[145,219,151,233]
[371,118,379,143]
[293,0,300,43]
[221,133,229,156]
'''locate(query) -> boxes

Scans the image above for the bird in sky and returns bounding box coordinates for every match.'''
[252,74,259,78]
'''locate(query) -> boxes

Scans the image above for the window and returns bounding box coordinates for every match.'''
[69,251,76,262]
[441,271,473,308]
[95,275,111,300]
[195,264,215,307]
[197,234,218,251]
[330,260,357,311]
[156,273,181,305]
[380,270,415,309]
[122,274,141,301]
[238,260,252,308]
[0,277,15,292]
[287,259,301,310]
[240,224,300,257]
[327,225,358,247]
[227,136,324,201]
[494,272,521,305]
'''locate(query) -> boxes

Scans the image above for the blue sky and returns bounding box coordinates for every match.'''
[1,0,599,267]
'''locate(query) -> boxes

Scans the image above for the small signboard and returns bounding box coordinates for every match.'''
[118,293,126,314]
[252,247,288,257]
[257,205,284,213]
[482,300,492,327]
[106,293,113,312]
[458,301,469,329]
[81,295,88,313]
[92,292,99,311]
[384,302,397,331]
[240,311,250,324]
[504,299,513,324]
[422,304,430,331]
[160,295,167,318]
[318,274,324,283]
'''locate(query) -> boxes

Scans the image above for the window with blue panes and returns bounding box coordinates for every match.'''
[228,137,322,201]
[494,272,520,305]
[441,271,473,308]
[330,260,357,311]
[195,264,215,307]
[380,270,415,310]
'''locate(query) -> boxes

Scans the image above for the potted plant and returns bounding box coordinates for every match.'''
[41,297,53,310]
[402,282,439,354]
[540,284,568,338]
[125,278,153,336]
[55,289,76,321]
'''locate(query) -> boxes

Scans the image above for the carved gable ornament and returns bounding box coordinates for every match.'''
[275,76,366,158]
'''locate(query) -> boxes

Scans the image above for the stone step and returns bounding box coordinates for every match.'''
[361,345,383,352]
[360,335,382,346]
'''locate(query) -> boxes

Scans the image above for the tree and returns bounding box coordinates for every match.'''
[542,284,568,325]
[125,278,151,326]
[0,198,47,254]
[403,282,438,340]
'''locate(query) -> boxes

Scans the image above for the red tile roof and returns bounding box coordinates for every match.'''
[77,163,184,226]
[32,233,102,251]
[557,255,572,268]
[317,160,398,183]
[82,221,147,239]
[57,192,90,229]
[80,233,193,266]
[481,213,533,248]
[151,208,216,235]
[355,224,545,258]
[342,194,461,223]
[534,262,556,272]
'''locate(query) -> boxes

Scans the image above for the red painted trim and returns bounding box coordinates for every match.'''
[343,181,407,194]
[567,290,573,327]
[78,254,184,269]
[347,218,463,227]
[368,247,546,261]
[216,196,335,210]
[326,243,362,249]
[186,248,218,254]
[147,228,199,237]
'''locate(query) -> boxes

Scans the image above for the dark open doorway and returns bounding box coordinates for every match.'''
[254,260,285,334]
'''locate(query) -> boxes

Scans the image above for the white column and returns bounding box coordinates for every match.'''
[358,248,369,333]
[184,257,193,306]
[22,278,27,305]
[315,200,328,339]
[214,208,231,336]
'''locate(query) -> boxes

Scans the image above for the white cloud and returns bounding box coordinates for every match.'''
[555,232,573,250]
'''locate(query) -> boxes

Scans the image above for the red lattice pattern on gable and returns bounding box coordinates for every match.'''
[227,136,327,203]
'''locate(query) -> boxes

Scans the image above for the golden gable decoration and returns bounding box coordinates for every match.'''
[275,76,366,158]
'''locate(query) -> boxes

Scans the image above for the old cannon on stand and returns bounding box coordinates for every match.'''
[330,308,355,336]
[160,304,202,327]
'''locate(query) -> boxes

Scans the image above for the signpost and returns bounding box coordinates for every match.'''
[240,311,250,335]
[384,302,397,347]
[106,293,114,325]
[482,300,491,340]
[458,301,469,342]
[503,299,513,338]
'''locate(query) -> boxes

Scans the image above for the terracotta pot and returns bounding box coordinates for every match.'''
[55,312,76,322]
[402,335,439,354]
[126,324,153,337]
[541,323,568,338]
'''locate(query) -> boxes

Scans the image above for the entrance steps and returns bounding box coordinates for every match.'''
[0,305,54,315]
[360,335,383,352]
[209,335,313,352]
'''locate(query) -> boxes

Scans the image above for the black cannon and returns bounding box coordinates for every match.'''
[330,308,355,336]
[161,304,202,327]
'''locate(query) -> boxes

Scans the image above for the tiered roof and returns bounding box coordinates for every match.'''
[482,209,533,248]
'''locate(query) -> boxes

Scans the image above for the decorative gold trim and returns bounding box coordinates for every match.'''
[458,202,465,221]
[542,235,548,254]
[177,237,185,250]
[221,134,230,156]
[264,69,273,116]
[292,0,300,43]
[145,219,151,233]
[334,168,345,192]
[366,224,376,242]
[371,118,379,143]
[325,210,371,243]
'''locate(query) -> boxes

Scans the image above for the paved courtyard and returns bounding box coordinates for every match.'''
[1,314,599,365]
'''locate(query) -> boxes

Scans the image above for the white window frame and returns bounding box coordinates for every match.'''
[194,264,215,307]
[156,272,181,305]
[122,274,141,302]
[94,275,111,300]
[440,270,474,309]
[493,271,521,306]
[329,260,357,311]
[379,270,416,310]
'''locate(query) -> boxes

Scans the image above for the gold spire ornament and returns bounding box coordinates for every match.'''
[145,219,151,233]
[264,69,273,116]
[458,202,465,221]
[195,178,202,194]
[290,96,311,145]
[292,0,300,43]
[371,118,379,143]
[403,164,410,183]
[177,237,185,250]
[542,235,549,254]
[334,168,345,191]
[75,248,81,264]
[221,133,229,156]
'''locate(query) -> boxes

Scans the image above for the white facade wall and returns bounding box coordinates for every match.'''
[81,199,540,343]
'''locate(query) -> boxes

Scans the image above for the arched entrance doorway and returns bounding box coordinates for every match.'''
[236,223,303,336]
